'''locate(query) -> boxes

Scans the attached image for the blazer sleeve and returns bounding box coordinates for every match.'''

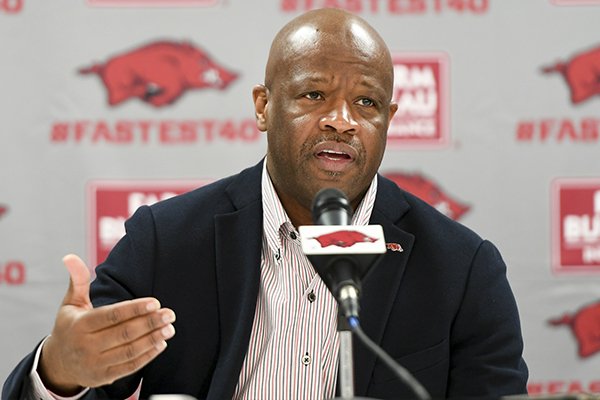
[2,344,38,400]
[2,205,158,400]
[447,239,528,398]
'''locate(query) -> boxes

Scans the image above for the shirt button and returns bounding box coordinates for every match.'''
[302,352,311,366]
[307,291,316,303]
[290,231,297,240]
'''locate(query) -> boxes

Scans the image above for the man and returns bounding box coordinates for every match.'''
[3,8,528,400]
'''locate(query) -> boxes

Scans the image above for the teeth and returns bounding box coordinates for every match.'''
[323,150,344,155]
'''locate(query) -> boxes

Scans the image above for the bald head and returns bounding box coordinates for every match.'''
[252,9,399,227]
[264,8,394,99]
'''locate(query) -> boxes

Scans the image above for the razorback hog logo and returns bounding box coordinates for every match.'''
[80,40,238,107]
[548,300,600,358]
[0,205,7,220]
[542,45,600,105]
[312,230,378,248]
[384,172,470,220]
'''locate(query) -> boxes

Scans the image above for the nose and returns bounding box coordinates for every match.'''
[318,100,359,135]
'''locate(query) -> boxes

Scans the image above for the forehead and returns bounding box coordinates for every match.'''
[266,14,394,96]
[280,52,393,100]
[286,21,380,56]
[287,60,386,89]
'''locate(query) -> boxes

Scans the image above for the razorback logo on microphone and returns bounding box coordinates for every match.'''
[387,53,449,148]
[80,40,237,107]
[1,0,23,13]
[87,0,219,7]
[299,225,386,255]
[383,171,469,221]
[548,300,600,358]
[312,230,378,248]
[88,180,210,269]
[551,178,600,273]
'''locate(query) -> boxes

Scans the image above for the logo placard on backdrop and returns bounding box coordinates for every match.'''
[80,40,238,108]
[388,53,450,148]
[280,0,490,14]
[548,300,600,359]
[87,0,219,7]
[515,44,600,144]
[49,39,260,145]
[1,0,23,13]
[551,178,600,274]
[550,0,600,5]
[383,171,469,220]
[0,205,26,286]
[542,45,600,105]
[88,180,209,269]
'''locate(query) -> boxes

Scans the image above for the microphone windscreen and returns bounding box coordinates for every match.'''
[312,188,352,226]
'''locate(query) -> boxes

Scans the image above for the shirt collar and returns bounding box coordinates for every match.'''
[261,158,378,253]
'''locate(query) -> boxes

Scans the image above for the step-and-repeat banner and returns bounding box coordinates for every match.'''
[1,0,599,396]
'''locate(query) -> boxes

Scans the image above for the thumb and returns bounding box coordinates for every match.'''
[62,253,92,309]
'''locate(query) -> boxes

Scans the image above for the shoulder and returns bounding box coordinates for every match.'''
[377,174,484,252]
[128,161,263,232]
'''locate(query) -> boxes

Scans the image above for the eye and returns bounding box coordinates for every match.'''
[356,97,375,107]
[304,91,323,100]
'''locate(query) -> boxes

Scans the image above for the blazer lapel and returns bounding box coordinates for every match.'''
[207,162,264,400]
[352,175,416,395]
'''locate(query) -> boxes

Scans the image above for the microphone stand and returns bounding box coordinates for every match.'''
[338,315,355,399]
[334,312,376,400]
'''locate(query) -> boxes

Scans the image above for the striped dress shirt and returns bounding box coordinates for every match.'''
[233,161,378,400]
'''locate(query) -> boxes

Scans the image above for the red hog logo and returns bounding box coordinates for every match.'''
[0,205,7,220]
[386,242,403,252]
[548,300,600,358]
[542,45,600,105]
[80,40,238,107]
[384,172,470,220]
[312,230,378,248]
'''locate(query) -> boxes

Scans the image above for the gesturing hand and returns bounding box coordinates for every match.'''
[38,254,176,396]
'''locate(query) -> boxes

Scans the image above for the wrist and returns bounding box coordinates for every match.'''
[37,336,84,396]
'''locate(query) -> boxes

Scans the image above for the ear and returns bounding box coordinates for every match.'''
[252,84,269,132]
[388,102,398,127]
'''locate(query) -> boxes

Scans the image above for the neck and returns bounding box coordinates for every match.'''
[278,192,312,228]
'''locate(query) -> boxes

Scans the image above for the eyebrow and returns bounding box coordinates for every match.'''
[292,74,384,93]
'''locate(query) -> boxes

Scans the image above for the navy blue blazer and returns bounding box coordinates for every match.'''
[3,160,527,400]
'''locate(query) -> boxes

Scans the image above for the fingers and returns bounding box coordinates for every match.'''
[78,308,177,388]
[102,341,169,386]
[62,254,92,308]
[92,308,176,352]
[79,297,164,332]
[98,321,175,368]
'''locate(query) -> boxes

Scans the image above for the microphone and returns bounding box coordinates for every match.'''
[312,187,352,225]
[301,188,432,400]
[299,188,386,318]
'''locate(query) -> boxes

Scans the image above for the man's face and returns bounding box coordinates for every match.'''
[255,31,397,225]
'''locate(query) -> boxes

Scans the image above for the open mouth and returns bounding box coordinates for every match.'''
[313,142,357,173]
[317,149,352,161]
